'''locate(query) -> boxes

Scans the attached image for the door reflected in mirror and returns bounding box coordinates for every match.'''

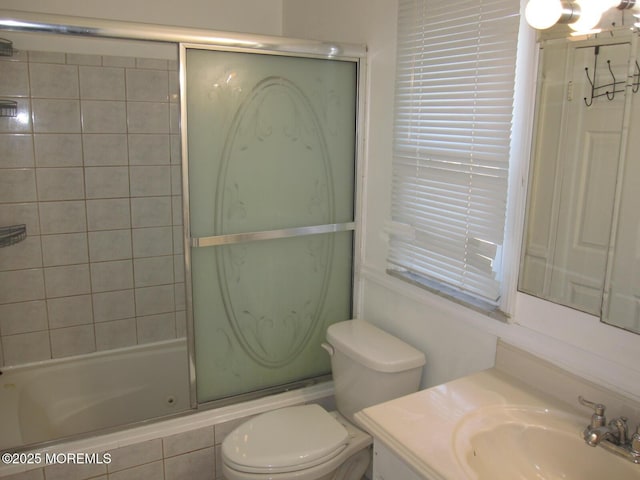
[520,30,640,334]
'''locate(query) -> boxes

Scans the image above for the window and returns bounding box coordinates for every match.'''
[387,0,522,314]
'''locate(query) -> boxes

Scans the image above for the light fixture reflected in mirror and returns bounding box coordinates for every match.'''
[524,0,640,31]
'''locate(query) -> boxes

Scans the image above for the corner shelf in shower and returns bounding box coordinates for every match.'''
[0,99,18,117]
[0,224,27,248]
[0,37,13,57]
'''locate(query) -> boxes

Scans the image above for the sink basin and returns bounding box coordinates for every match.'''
[453,405,640,480]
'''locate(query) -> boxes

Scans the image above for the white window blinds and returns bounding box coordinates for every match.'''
[388,0,521,306]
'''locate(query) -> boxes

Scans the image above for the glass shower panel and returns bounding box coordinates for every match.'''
[185,48,357,402]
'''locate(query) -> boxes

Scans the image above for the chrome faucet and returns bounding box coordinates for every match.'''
[578,396,640,464]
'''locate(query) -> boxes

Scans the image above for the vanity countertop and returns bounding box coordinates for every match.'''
[354,368,587,480]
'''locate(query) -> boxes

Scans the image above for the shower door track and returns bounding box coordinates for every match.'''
[0,9,366,412]
[0,9,365,59]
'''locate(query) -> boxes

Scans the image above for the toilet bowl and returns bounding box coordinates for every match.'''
[222,405,371,480]
[221,319,426,480]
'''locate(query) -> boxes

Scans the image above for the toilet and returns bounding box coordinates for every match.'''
[221,319,426,480]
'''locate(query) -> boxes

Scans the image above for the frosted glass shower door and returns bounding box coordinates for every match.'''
[184,47,357,403]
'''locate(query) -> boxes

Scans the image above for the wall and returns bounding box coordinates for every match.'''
[0,0,283,36]
[283,0,640,403]
[0,42,186,367]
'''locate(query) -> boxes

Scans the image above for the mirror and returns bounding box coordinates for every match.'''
[520,27,640,334]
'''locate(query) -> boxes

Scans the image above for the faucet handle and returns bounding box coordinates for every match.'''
[631,425,640,455]
[578,396,606,427]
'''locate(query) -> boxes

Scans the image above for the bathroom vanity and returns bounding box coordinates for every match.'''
[355,342,640,479]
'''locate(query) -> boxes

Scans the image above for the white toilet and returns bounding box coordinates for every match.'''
[221,319,426,480]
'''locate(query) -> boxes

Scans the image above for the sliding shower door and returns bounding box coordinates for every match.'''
[182,46,358,403]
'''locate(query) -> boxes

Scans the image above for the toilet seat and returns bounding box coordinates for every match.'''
[222,404,349,474]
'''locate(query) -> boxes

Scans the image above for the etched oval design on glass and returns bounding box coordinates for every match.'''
[215,76,335,368]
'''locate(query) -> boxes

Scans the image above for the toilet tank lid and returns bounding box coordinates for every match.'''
[326,320,425,373]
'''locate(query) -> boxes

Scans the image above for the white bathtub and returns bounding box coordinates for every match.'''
[0,338,190,450]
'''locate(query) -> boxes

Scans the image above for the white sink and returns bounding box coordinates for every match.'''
[453,405,640,480]
[355,369,640,479]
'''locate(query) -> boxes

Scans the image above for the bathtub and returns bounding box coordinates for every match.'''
[0,338,190,451]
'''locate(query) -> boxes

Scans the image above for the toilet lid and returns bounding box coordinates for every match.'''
[222,404,349,474]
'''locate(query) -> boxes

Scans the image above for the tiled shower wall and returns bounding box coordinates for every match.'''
[0,48,185,367]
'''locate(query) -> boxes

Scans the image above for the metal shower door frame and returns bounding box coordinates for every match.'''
[179,42,365,409]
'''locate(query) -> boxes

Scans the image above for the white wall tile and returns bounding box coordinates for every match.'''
[108,439,163,473]
[44,264,91,298]
[135,311,174,343]
[0,203,40,235]
[131,196,171,228]
[47,294,93,329]
[93,289,135,322]
[66,54,102,66]
[34,134,83,167]
[130,166,171,197]
[86,198,131,231]
[108,461,164,480]
[0,61,29,96]
[83,134,128,166]
[28,51,65,64]
[135,285,174,316]
[88,229,132,262]
[85,167,130,199]
[39,201,87,234]
[173,255,184,283]
[175,310,187,338]
[44,460,106,480]
[127,102,169,134]
[0,50,187,366]
[128,134,170,165]
[173,226,183,254]
[0,168,37,202]
[163,426,214,458]
[169,71,179,103]
[0,468,45,480]
[134,256,174,288]
[164,447,215,480]
[29,63,79,99]
[0,134,34,168]
[174,283,185,310]
[102,56,136,68]
[41,232,89,267]
[90,260,134,293]
[95,318,137,351]
[170,103,180,135]
[133,226,174,258]
[170,134,181,164]
[50,324,95,358]
[0,300,47,336]
[136,58,167,70]
[0,269,45,304]
[81,100,127,133]
[126,69,168,102]
[79,66,126,100]
[3,330,51,365]
[32,99,81,133]
[170,165,182,196]
[36,167,85,201]
[172,196,183,226]
[0,236,42,270]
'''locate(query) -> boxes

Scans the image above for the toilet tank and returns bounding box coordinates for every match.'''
[325,319,426,422]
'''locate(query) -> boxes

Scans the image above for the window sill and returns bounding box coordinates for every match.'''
[385,269,510,323]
